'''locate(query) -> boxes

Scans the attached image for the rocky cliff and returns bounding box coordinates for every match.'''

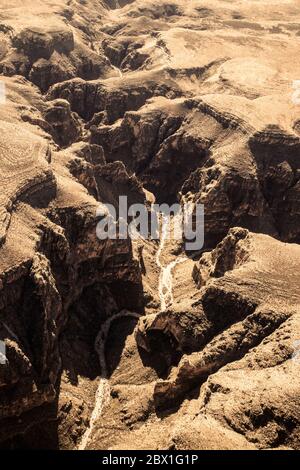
[0,0,300,450]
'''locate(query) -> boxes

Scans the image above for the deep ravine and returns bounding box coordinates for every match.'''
[78,310,141,450]
[156,214,187,311]
[78,213,187,449]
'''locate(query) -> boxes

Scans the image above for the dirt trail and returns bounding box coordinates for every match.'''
[156,214,186,311]
[78,310,141,450]
[78,213,187,449]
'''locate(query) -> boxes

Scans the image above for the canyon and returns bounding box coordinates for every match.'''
[0,0,300,450]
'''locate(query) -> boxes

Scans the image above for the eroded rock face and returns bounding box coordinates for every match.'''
[44,99,82,147]
[0,75,143,444]
[179,99,300,247]
[1,0,300,451]
[0,120,55,246]
[47,76,181,122]
[0,4,113,91]
[152,228,298,398]
[135,229,300,449]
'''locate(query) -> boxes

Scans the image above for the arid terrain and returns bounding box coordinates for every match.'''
[0,0,300,450]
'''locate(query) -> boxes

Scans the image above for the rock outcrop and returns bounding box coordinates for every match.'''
[1,0,300,451]
[0,2,114,91]
[153,228,299,402]
[0,74,143,445]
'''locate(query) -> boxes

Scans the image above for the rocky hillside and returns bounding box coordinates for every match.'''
[0,0,300,450]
